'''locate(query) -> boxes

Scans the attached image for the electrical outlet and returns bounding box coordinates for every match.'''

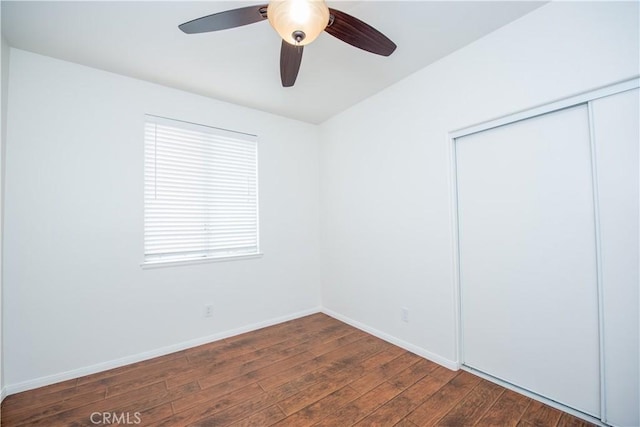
[204,304,213,318]
[401,307,409,323]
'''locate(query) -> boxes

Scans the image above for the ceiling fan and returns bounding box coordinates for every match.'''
[179,0,397,87]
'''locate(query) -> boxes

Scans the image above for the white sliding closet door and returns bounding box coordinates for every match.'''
[456,104,600,417]
[592,88,639,427]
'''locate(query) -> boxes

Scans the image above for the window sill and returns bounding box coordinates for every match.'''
[141,253,263,269]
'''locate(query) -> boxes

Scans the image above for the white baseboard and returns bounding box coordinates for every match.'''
[4,305,459,397]
[4,306,321,397]
[321,308,459,371]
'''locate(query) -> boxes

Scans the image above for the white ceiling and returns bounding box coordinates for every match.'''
[1,1,544,123]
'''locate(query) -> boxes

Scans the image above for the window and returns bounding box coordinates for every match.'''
[144,115,259,265]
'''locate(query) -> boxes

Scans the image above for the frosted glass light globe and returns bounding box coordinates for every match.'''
[267,0,330,46]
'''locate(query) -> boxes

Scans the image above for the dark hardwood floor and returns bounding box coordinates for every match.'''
[1,313,595,426]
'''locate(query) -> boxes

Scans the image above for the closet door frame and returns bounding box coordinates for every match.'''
[448,78,639,425]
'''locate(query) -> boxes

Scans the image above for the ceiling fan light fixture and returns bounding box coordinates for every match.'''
[267,0,330,46]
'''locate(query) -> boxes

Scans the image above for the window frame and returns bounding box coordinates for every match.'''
[141,114,262,268]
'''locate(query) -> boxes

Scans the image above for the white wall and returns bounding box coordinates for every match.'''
[3,48,321,390]
[319,1,639,366]
[1,32,10,398]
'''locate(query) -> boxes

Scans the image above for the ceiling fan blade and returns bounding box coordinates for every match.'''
[280,40,304,87]
[325,8,396,56]
[179,5,268,34]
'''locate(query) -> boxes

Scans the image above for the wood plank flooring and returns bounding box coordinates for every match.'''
[1,313,596,426]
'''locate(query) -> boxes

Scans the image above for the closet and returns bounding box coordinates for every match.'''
[453,81,638,426]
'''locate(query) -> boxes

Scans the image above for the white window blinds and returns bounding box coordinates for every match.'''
[144,115,259,265]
